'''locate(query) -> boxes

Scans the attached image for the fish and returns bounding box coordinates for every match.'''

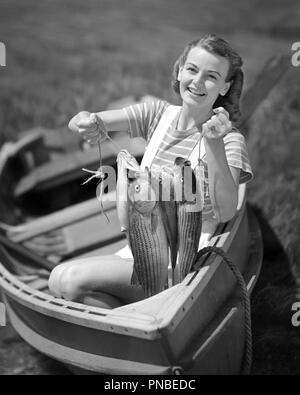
[116,150,140,233]
[159,199,177,284]
[174,158,202,282]
[157,158,202,283]
[155,166,178,284]
[127,168,169,298]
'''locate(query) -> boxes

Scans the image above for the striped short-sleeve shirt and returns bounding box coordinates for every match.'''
[123,100,253,220]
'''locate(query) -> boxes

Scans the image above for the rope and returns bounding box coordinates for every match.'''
[80,113,126,224]
[194,246,252,375]
[159,245,252,376]
[93,112,123,155]
[81,135,110,223]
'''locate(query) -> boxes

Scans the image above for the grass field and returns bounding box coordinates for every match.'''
[0,0,300,374]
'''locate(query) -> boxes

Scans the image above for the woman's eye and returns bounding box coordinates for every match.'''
[209,75,217,80]
[135,184,141,193]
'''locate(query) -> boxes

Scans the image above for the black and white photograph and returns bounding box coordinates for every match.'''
[0,0,299,378]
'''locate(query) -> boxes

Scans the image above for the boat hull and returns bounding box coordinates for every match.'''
[0,201,262,375]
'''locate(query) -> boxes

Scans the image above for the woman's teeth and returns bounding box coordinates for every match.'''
[187,88,206,96]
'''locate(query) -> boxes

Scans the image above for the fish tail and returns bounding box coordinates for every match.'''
[177,203,202,282]
[159,201,178,268]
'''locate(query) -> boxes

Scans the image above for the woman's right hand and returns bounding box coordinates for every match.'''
[68,111,107,145]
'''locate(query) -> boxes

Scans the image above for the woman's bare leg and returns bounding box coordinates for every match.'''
[48,258,87,298]
[48,255,144,305]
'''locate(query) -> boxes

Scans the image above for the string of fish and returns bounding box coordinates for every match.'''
[81,113,122,223]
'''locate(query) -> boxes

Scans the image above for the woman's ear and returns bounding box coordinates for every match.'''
[177,66,183,82]
[220,81,231,96]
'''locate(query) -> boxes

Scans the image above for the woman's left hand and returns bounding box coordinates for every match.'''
[202,107,232,139]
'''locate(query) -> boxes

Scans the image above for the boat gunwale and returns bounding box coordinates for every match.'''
[0,185,250,340]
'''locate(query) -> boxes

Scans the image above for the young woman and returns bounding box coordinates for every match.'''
[48,34,253,307]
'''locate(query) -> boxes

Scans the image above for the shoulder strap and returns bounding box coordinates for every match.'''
[189,136,206,169]
[140,105,181,170]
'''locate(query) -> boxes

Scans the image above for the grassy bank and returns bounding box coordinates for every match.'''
[248,68,300,281]
[246,68,300,374]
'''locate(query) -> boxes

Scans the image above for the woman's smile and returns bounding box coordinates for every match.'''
[186,86,207,98]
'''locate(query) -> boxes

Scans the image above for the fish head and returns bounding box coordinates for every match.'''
[117,149,140,172]
[128,169,157,214]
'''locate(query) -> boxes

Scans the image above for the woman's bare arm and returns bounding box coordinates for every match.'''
[202,107,240,223]
[204,137,239,223]
[68,109,130,144]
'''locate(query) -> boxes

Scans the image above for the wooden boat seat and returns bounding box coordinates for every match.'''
[1,190,120,259]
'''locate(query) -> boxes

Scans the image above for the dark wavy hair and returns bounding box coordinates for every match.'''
[171,34,244,122]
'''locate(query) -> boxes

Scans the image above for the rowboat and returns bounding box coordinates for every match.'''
[0,182,263,375]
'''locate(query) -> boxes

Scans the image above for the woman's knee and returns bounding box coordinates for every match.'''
[58,265,85,301]
[49,264,84,301]
[48,264,66,297]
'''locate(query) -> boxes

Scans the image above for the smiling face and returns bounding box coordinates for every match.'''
[178,46,231,110]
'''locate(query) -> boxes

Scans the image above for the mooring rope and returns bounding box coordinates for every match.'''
[194,246,252,375]
[166,246,252,376]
